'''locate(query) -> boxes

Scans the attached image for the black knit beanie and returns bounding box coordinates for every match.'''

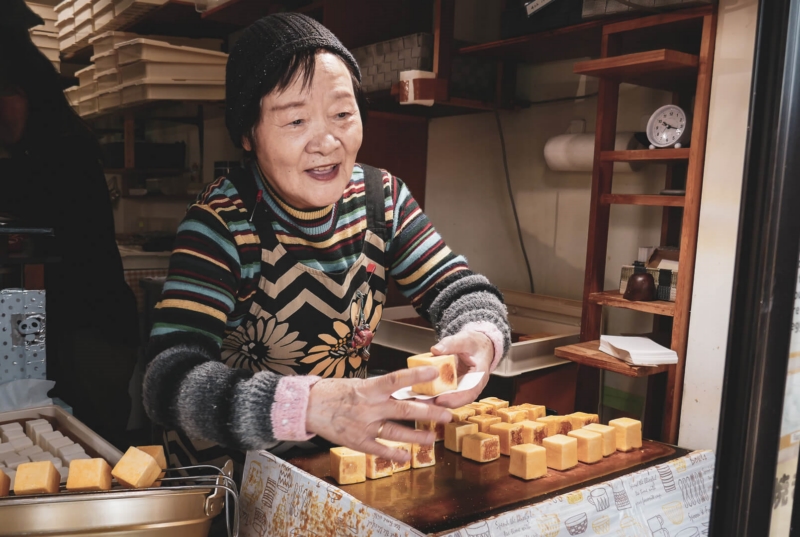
[225,13,361,148]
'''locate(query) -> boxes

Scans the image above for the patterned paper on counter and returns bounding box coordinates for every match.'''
[436,450,714,537]
[239,450,425,537]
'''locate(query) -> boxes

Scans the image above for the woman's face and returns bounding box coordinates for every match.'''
[244,51,363,209]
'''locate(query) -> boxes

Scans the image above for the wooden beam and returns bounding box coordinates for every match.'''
[433,0,455,100]
[663,11,717,444]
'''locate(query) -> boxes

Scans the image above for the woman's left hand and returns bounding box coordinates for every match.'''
[429,330,494,408]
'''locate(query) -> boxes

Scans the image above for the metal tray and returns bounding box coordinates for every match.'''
[0,405,122,464]
[0,406,240,536]
[0,463,239,537]
[373,291,581,377]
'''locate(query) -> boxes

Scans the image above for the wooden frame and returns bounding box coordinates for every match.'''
[555,6,717,444]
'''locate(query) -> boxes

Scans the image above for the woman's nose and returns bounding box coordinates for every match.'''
[306,122,339,155]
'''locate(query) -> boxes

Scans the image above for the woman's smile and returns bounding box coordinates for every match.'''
[305,163,340,182]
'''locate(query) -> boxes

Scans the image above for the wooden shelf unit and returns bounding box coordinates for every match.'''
[555,341,671,377]
[573,49,699,92]
[601,148,690,163]
[588,290,675,316]
[600,194,685,207]
[555,6,716,444]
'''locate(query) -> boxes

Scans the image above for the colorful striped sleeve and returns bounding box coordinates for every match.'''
[149,177,260,346]
[386,174,512,364]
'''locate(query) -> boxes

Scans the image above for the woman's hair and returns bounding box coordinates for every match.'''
[0,30,99,154]
[241,48,367,155]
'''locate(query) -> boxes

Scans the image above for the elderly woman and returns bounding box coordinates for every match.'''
[143,13,511,466]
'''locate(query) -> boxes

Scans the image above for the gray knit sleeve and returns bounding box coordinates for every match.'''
[426,273,512,358]
[143,333,281,450]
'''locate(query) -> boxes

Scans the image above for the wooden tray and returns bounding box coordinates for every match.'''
[288,439,684,534]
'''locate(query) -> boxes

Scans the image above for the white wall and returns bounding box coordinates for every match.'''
[679,0,759,450]
[425,61,669,336]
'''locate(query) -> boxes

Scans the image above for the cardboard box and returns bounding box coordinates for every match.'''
[239,449,715,536]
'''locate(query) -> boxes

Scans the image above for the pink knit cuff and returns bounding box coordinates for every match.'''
[460,321,506,373]
[271,375,321,441]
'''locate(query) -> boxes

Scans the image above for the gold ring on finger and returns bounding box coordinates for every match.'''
[376,420,387,439]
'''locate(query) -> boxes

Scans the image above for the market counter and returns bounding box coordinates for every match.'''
[239,442,713,537]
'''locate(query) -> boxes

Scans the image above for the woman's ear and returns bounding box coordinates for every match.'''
[241,135,252,152]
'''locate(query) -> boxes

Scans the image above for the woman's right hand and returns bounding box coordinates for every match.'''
[305,367,452,462]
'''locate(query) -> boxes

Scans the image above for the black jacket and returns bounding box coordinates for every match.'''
[0,133,139,348]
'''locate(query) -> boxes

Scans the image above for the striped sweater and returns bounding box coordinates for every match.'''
[144,164,511,449]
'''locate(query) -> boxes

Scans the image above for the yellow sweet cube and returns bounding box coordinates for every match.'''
[137,445,166,486]
[330,447,366,485]
[407,353,458,396]
[112,447,161,489]
[479,397,509,411]
[497,407,528,424]
[66,458,112,491]
[584,423,617,456]
[488,422,524,456]
[365,453,393,480]
[14,461,60,495]
[376,439,412,472]
[411,442,436,468]
[568,412,600,430]
[519,420,549,445]
[449,406,476,422]
[536,415,572,436]
[509,444,547,480]
[0,469,9,497]
[517,403,546,420]
[466,402,495,415]
[416,420,446,442]
[467,414,502,433]
[444,421,479,453]
[609,418,642,452]
[542,434,578,471]
[568,429,603,464]
[461,433,501,463]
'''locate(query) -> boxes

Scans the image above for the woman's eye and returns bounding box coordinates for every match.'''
[290,119,303,126]
[337,112,351,119]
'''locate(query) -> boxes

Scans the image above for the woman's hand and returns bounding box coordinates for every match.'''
[305,367,452,462]
[430,330,494,408]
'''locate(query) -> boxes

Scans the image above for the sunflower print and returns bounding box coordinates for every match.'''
[300,289,383,378]
[221,315,306,375]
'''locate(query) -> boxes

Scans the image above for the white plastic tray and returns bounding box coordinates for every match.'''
[96,69,119,91]
[89,30,135,55]
[121,79,224,104]
[74,4,92,26]
[58,33,76,50]
[40,47,61,62]
[91,49,118,72]
[74,0,93,12]
[74,64,95,86]
[119,61,225,84]
[78,81,97,100]
[55,15,74,30]
[93,5,115,31]
[55,1,74,21]
[373,291,582,377]
[98,86,122,111]
[28,3,57,20]
[64,86,80,106]
[78,94,97,117]
[115,38,227,66]
[31,30,59,50]
[75,19,93,40]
